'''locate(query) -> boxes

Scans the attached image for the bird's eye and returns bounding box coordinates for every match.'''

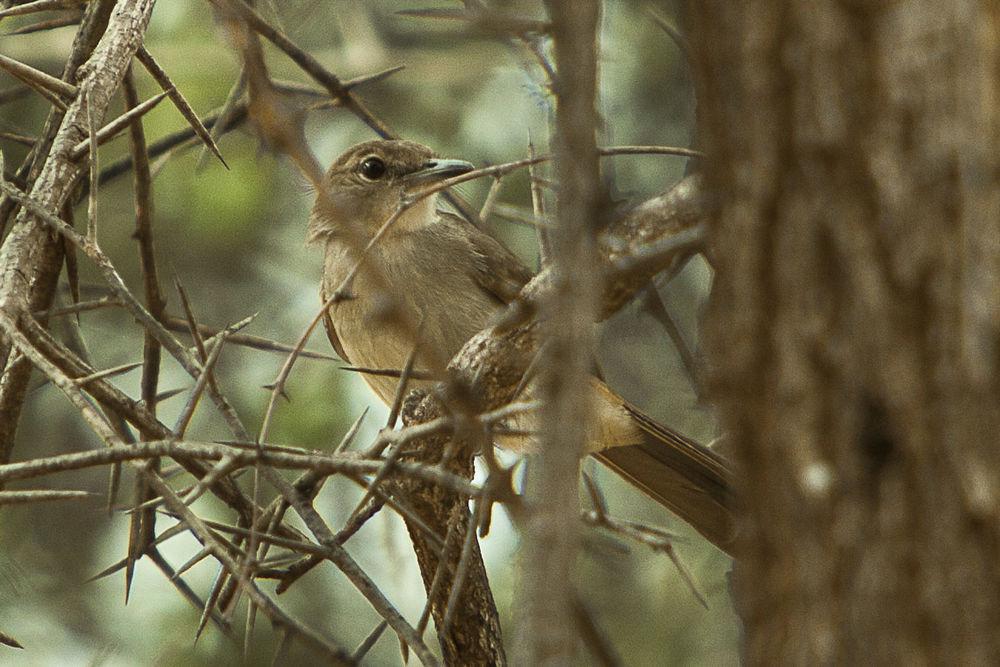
[358,156,387,181]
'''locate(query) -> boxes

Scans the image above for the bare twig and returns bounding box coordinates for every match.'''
[352,620,388,662]
[643,4,691,59]
[0,489,94,505]
[85,89,98,240]
[527,137,551,265]
[209,0,393,137]
[582,508,706,608]
[339,365,435,380]
[34,295,121,319]
[72,361,143,386]
[197,66,245,170]
[173,278,222,411]
[142,473,354,662]
[397,5,549,36]
[441,499,487,631]
[172,324,243,436]
[0,131,35,147]
[122,69,164,416]
[262,468,439,665]
[0,439,482,496]
[0,0,85,19]
[166,316,337,361]
[257,294,335,445]
[386,317,425,429]
[146,547,235,639]
[478,175,503,221]
[96,64,406,186]
[70,90,168,158]
[3,12,83,36]
[639,284,701,392]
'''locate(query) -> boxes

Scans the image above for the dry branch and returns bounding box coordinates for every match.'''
[0,0,154,461]
[143,473,354,663]
[394,394,506,665]
[0,0,118,463]
[0,0,86,19]
[0,489,94,505]
[0,0,152,307]
[513,1,605,662]
[3,12,83,36]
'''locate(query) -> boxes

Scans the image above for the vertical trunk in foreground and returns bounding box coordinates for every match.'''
[513,0,606,664]
[690,2,1000,663]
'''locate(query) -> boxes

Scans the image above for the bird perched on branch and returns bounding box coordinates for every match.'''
[308,139,735,555]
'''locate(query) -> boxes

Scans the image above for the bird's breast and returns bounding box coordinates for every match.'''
[323,235,501,405]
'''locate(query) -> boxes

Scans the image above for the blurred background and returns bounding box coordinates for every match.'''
[0,1,737,664]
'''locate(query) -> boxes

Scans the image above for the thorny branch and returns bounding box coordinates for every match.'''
[0,1,712,663]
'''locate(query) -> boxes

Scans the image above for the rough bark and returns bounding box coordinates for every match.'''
[397,396,507,666]
[689,2,1000,664]
[0,0,156,464]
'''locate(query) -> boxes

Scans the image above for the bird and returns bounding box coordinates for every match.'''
[308,139,735,555]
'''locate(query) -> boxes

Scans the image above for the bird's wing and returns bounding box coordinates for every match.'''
[440,211,534,305]
[318,283,350,363]
[440,213,736,554]
[596,399,735,555]
[595,441,734,555]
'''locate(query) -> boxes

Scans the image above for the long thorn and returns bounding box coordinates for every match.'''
[135,46,228,168]
[0,53,77,100]
[71,91,169,159]
[352,620,387,662]
[0,0,84,19]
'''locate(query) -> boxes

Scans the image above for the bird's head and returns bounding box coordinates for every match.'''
[308,139,474,242]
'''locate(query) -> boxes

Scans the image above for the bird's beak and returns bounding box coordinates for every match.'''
[405,159,475,184]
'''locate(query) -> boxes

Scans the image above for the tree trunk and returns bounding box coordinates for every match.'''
[690,2,1000,663]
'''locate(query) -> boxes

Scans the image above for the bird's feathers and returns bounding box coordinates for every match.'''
[314,141,735,555]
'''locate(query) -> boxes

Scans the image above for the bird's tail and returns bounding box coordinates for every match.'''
[594,403,735,556]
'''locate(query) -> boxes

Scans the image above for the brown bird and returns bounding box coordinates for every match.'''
[309,139,735,555]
